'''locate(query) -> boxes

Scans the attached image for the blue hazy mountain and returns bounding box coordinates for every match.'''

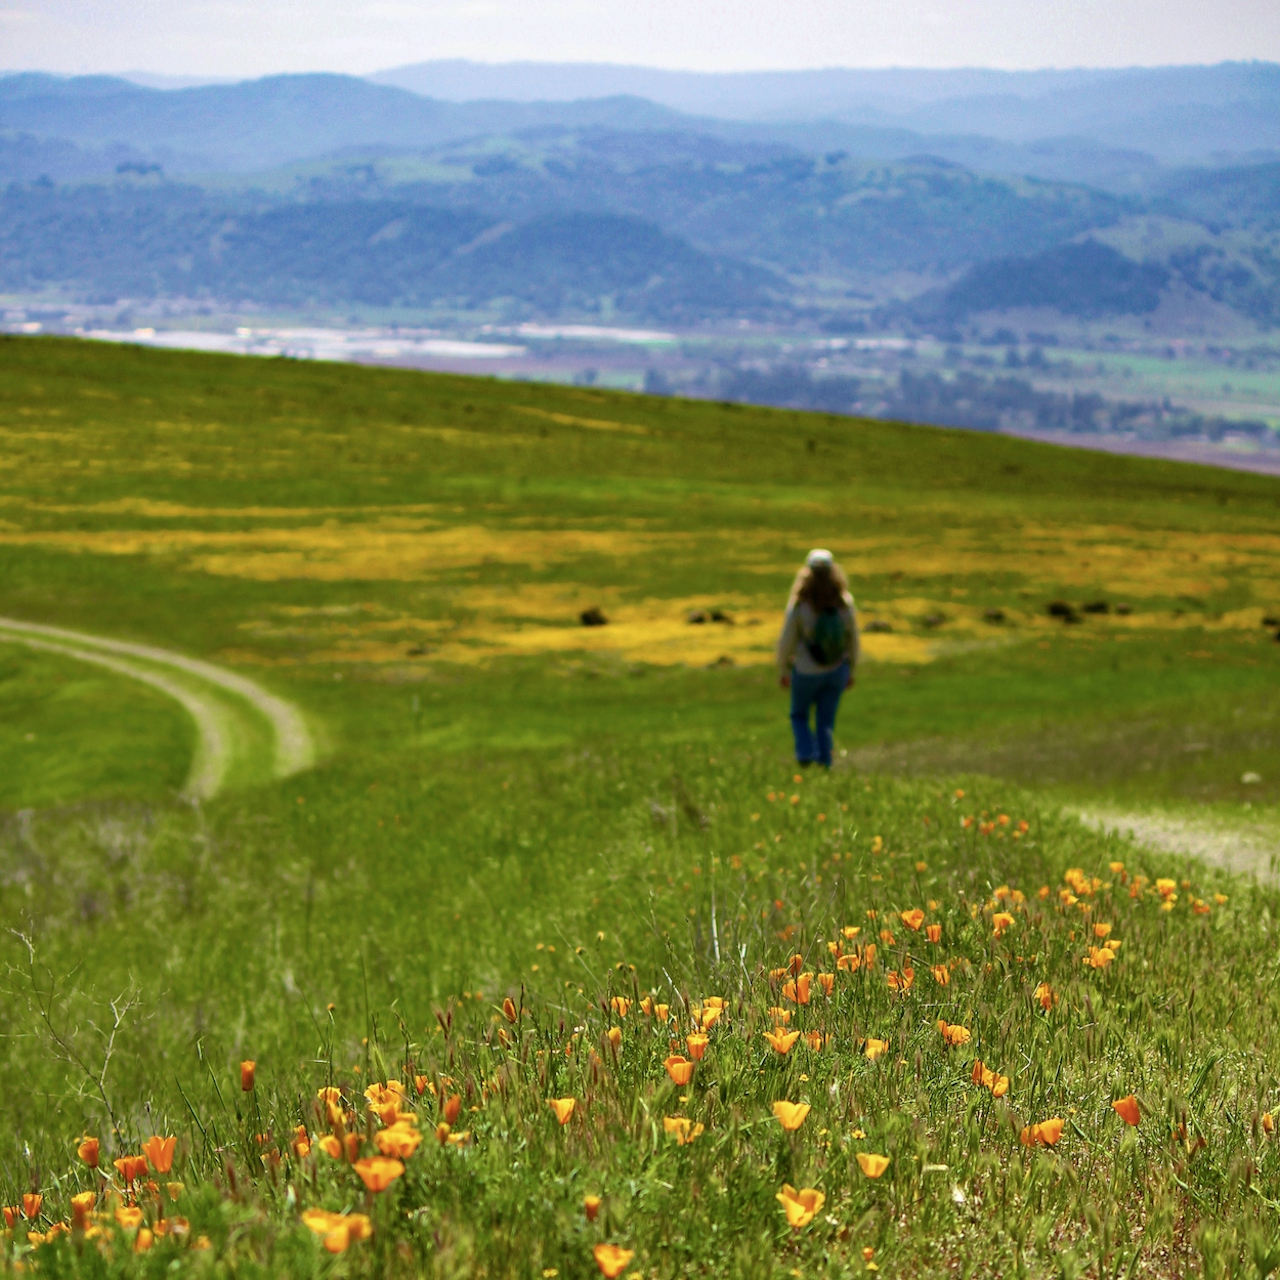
[371,61,1280,160]
[4,67,1278,190]
[0,73,686,173]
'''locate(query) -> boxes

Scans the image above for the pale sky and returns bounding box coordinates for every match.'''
[3,0,1279,78]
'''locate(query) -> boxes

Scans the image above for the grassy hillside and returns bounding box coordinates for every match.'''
[0,335,1278,1275]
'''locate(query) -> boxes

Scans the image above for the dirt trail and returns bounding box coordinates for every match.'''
[1074,807,1280,881]
[0,617,314,798]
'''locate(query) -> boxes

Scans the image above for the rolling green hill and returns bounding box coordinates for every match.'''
[0,336,1278,1275]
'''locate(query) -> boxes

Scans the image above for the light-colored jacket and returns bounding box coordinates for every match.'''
[776,595,860,676]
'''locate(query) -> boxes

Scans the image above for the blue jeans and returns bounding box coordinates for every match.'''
[789,662,849,767]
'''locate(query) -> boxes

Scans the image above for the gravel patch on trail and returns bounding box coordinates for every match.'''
[0,616,314,798]
[1074,807,1280,881]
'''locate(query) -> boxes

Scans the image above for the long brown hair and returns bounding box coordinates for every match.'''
[789,559,850,611]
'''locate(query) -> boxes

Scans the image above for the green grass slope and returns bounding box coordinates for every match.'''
[0,335,1278,1275]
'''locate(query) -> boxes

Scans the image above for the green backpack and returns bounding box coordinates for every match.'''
[806,608,847,666]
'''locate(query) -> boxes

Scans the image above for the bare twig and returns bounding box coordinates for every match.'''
[7,930,139,1137]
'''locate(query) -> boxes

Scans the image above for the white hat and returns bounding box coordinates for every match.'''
[806,548,834,571]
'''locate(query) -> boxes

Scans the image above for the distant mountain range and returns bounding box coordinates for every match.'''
[0,72,685,174]
[371,60,1280,161]
[1,66,1278,331]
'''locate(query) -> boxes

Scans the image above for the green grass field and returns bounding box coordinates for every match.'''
[0,335,1279,1277]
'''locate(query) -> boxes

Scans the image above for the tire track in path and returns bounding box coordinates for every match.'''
[0,617,315,799]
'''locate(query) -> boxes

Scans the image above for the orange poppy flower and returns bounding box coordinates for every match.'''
[698,1004,724,1029]
[992,912,1015,938]
[662,1116,704,1145]
[319,1132,361,1161]
[653,1003,670,1022]
[114,1155,148,1185]
[816,972,835,997]
[782,973,813,1005]
[240,1061,256,1092]
[900,909,925,931]
[762,1028,800,1055]
[776,1184,825,1229]
[583,1194,601,1221]
[594,1243,635,1278]
[926,923,942,943]
[548,1097,577,1125]
[1264,1113,1275,1136]
[864,1037,889,1061]
[803,1030,830,1051]
[1112,1095,1141,1126]
[364,1082,402,1107]
[836,952,861,973]
[886,967,914,993]
[686,1033,709,1061]
[21,1194,42,1219]
[879,929,897,947]
[442,1094,462,1125]
[302,1209,373,1254]
[371,1100,400,1126]
[77,1136,100,1169]
[353,1157,404,1193]
[1034,982,1056,1010]
[1084,946,1115,970]
[142,1136,176,1175]
[772,1101,810,1131]
[937,1021,971,1047]
[291,1126,311,1159]
[317,1086,342,1104]
[930,964,950,986]
[970,1059,1009,1097]
[664,1054,696,1084]
[446,1130,472,1147]
[610,997,630,1018]
[376,1123,422,1158]
[502,997,518,1023]
[788,953,805,975]
[434,1122,452,1145]
[115,1205,144,1230]
[70,1191,95,1229]
[1019,1118,1065,1147]
[856,1152,890,1178]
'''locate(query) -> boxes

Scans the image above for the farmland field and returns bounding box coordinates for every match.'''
[0,335,1279,1276]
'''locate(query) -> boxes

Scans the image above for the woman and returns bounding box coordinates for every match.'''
[775,549,859,768]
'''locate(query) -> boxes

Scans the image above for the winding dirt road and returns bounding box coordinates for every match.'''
[1076,807,1280,882]
[0,617,314,799]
